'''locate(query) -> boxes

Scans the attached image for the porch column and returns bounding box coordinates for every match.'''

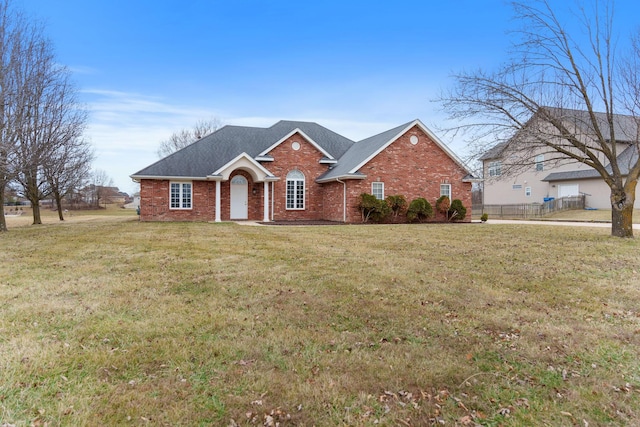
[215,180,221,222]
[263,181,270,222]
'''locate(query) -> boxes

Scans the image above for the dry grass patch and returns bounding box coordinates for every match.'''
[0,219,639,426]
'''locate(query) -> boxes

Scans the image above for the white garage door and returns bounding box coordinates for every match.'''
[558,184,579,197]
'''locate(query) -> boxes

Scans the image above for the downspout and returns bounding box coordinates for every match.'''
[336,178,346,223]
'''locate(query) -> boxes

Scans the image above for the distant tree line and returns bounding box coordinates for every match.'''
[0,1,94,231]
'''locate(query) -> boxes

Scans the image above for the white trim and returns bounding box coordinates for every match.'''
[212,152,275,181]
[315,173,367,183]
[131,175,208,182]
[169,181,193,210]
[372,182,384,200]
[440,183,452,199]
[263,181,270,222]
[348,119,473,176]
[255,155,274,162]
[215,181,221,222]
[258,129,334,160]
[286,170,305,210]
[319,158,338,164]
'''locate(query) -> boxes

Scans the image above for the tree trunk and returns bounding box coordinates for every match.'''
[54,191,64,221]
[31,201,42,225]
[610,186,635,238]
[0,184,7,232]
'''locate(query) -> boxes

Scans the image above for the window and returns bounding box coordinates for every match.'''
[286,170,305,209]
[372,182,384,200]
[535,154,544,171]
[512,184,522,190]
[170,182,192,209]
[525,187,532,197]
[440,184,451,199]
[488,161,502,177]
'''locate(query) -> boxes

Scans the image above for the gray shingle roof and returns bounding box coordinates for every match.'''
[132,119,476,183]
[481,107,640,161]
[542,145,639,182]
[479,141,508,160]
[542,107,639,142]
[542,169,600,181]
[131,120,355,179]
[317,121,413,181]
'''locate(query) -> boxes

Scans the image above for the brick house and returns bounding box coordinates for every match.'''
[131,119,476,222]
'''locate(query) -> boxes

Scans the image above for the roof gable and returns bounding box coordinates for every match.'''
[318,119,473,182]
[211,152,277,181]
[259,128,334,159]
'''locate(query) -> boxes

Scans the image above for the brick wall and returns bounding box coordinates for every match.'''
[325,125,473,223]
[140,172,269,222]
[139,179,217,221]
[264,132,331,221]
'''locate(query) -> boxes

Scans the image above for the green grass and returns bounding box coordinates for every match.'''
[1,217,640,426]
[544,208,640,223]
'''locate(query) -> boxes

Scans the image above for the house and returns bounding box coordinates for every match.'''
[131,119,476,223]
[480,108,640,209]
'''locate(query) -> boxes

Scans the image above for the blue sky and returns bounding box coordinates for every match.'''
[17,0,639,194]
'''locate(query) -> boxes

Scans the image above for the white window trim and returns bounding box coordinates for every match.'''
[525,186,532,197]
[286,170,305,210]
[372,182,384,200]
[440,183,451,199]
[488,161,502,177]
[170,181,192,210]
[535,155,544,171]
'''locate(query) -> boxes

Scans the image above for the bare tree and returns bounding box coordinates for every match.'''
[91,169,114,208]
[44,135,93,220]
[157,117,222,158]
[0,1,25,232]
[12,26,89,225]
[439,0,640,238]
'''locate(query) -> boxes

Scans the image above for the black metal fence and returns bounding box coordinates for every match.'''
[473,195,586,219]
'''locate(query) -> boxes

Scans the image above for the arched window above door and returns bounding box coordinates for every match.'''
[231,175,248,185]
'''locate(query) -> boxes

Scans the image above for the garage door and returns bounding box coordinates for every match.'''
[558,184,579,197]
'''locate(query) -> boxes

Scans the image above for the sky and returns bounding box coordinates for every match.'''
[16,0,640,194]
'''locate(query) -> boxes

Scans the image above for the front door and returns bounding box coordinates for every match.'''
[230,175,248,219]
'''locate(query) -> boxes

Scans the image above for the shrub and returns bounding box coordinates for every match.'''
[385,195,407,218]
[436,196,450,218]
[358,193,391,223]
[448,199,467,222]
[480,213,488,222]
[406,197,433,223]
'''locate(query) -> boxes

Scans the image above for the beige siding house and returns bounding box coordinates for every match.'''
[480,108,639,209]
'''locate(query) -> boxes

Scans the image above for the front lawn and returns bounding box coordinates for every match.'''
[1,219,639,426]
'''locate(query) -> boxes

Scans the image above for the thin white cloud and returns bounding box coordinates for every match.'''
[81,89,222,191]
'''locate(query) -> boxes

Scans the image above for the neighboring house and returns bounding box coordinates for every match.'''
[131,119,476,223]
[480,108,640,209]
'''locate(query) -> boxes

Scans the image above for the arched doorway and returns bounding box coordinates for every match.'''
[230,175,248,219]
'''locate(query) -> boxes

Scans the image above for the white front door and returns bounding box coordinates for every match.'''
[230,175,248,219]
[558,184,579,198]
